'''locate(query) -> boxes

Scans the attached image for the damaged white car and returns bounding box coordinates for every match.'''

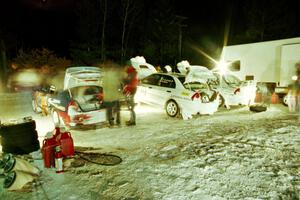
[135,73,219,120]
[211,72,257,107]
[177,61,257,108]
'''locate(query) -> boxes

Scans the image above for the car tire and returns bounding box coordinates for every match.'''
[249,104,267,112]
[282,94,288,106]
[165,100,179,117]
[218,94,225,107]
[0,120,40,154]
[51,109,61,126]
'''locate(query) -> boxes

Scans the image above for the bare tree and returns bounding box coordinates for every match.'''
[150,0,178,65]
[0,39,8,91]
[120,0,141,63]
[100,0,107,61]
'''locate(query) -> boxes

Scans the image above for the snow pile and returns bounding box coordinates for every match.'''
[1,104,300,199]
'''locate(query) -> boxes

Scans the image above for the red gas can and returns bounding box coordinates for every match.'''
[42,137,57,168]
[271,92,279,104]
[58,131,75,158]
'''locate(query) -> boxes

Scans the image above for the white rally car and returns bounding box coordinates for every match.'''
[135,73,219,120]
[177,62,257,108]
[210,73,257,108]
[48,66,107,128]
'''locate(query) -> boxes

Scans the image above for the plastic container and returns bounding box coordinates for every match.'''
[59,131,75,158]
[42,137,57,168]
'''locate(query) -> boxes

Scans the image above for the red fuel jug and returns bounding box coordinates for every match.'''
[57,131,75,158]
[271,92,279,104]
[42,137,58,168]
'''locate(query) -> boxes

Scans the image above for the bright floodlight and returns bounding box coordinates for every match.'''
[216,60,228,75]
[292,75,298,81]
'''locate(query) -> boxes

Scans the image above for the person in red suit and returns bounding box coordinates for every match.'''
[123,65,138,126]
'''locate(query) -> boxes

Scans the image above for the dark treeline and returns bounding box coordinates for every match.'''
[0,0,300,69]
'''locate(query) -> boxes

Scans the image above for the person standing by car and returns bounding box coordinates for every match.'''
[123,64,138,126]
[294,62,300,120]
[102,62,123,127]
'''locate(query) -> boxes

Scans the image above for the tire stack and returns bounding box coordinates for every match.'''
[0,119,40,154]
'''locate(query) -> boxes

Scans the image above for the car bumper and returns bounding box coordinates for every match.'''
[69,109,107,127]
[179,97,219,120]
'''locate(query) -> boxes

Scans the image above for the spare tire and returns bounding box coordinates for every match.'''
[249,105,267,112]
[0,120,36,134]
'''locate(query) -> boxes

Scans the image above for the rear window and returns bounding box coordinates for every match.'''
[184,82,209,91]
[223,74,241,86]
[140,65,149,69]
[159,75,176,88]
[70,86,102,97]
[70,86,103,111]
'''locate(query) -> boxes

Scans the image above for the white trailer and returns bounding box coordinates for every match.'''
[220,37,300,99]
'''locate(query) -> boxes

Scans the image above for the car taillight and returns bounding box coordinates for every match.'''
[234,88,240,94]
[191,92,201,100]
[68,100,80,112]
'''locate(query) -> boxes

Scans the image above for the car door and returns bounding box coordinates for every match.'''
[156,75,177,105]
[139,74,162,105]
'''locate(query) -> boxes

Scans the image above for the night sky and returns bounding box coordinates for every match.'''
[0,0,299,65]
[0,0,77,56]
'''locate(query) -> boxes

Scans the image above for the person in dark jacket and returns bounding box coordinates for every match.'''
[123,65,138,126]
[102,62,123,126]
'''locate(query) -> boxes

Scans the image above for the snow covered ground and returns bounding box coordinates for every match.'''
[1,96,300,199]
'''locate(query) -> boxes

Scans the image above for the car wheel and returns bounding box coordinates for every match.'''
[249,104,267,112]
[51,109,61,126]
[165,100,179,117]
[32,99,41,113]
[218,94,225,107]
[282,94,288,106]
